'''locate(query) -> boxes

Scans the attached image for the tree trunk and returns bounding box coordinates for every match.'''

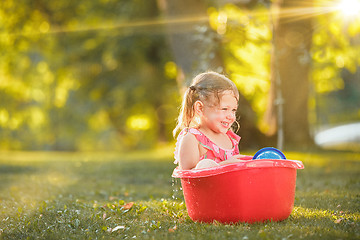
[159,0,274,149]
[157,0,223,88]
[265,0,314,149]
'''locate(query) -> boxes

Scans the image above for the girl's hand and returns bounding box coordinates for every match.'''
[218,155,252,165]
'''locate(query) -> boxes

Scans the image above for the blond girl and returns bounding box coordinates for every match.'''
[173,71,248,170]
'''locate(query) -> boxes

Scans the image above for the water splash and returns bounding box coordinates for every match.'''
[171,177,183,201]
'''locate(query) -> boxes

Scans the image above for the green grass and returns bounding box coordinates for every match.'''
[0,147,359,239]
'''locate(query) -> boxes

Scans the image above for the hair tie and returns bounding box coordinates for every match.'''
[189,86,196,91]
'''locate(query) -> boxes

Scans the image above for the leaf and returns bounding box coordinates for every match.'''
[334,218,344,224]
[168,225,177,232]
[122,202,134,210]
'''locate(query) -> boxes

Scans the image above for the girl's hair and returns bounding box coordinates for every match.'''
[173,71,239,137]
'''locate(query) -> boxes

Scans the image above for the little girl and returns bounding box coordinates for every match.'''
[173,71,248,170]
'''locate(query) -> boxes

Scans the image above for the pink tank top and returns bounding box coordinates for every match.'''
[174,128,241,164]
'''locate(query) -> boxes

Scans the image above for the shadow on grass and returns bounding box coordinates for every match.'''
[0,164,37,175]
[295,163,360,211]
[0,164,38,192]
[61,159,177,201]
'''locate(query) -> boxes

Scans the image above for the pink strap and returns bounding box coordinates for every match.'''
[174,128,241,164]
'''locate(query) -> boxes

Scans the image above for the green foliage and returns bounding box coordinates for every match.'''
[0,149,359,239]
[209,4,272,132]
[310,0,360,126]
[0,0,179,151]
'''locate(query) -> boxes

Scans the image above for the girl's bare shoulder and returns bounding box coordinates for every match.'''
[180,130,198,145]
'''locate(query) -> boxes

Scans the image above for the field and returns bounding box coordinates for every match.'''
[0,147,359,239]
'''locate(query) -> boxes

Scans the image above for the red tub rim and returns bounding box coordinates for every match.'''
[172,159,304,179]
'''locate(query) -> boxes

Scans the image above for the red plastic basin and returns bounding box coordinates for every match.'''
[172,159,304,224]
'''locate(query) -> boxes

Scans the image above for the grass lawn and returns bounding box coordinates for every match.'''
[0,147,359,239]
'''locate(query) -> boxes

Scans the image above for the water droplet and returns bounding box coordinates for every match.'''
[171,177,183,200]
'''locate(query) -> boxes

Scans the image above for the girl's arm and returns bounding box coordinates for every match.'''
[178,133,200,170]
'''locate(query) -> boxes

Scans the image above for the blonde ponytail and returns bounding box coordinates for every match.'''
[173,87,197,137]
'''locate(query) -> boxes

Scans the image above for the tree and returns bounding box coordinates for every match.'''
[265,0,314,149]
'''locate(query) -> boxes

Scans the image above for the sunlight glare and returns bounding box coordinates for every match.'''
[337,0,360,17]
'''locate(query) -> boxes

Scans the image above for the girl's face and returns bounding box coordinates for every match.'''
[200,91,238,134]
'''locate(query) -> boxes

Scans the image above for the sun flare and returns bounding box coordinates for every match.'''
[337,0,360,17]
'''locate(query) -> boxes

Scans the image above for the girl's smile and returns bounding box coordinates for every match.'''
[200,91,238,135]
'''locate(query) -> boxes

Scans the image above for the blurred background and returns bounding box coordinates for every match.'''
[0,0,359,152]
